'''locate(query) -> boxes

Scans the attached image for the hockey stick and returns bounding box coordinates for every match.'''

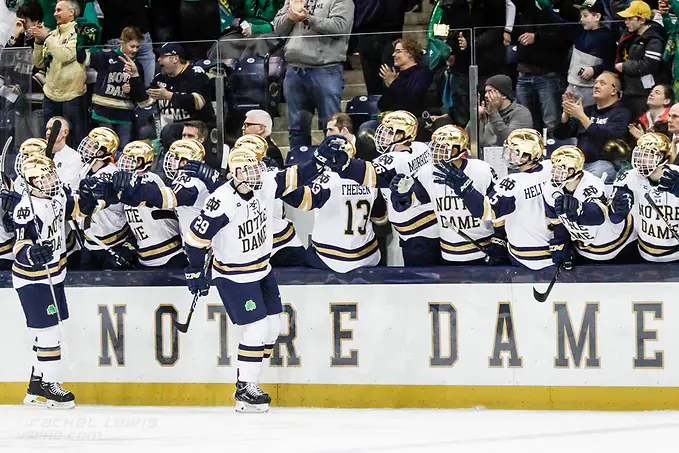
[0,136,13,191]
[45,120,61,160]
[453,227,489,257]
[532,261,572,303]
[175,249,214,333]
[644,193,679,242]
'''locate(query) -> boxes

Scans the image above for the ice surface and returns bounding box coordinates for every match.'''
[0,405,678,453]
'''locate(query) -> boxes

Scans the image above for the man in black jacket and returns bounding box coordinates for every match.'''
[615,1,668,119]
[354,0,414,96]
[436,0,506,127]
[512,0,578,137]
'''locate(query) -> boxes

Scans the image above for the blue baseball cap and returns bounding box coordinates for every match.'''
[154,43,186,59]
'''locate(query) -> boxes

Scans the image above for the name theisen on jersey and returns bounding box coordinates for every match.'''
[237,210,268,253]
[341,184,372,196]
[640,203,679,240]
[436,196,481,230]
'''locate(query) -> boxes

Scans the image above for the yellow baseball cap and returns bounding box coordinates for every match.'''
[618,0,652,19]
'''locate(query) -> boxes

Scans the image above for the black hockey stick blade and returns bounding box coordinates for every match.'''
[175,292,199,333]
[45,119,61,159]
[533,263,563,303]
[0,136,13,191]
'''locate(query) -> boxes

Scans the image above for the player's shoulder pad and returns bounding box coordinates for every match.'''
[495,175,518,195]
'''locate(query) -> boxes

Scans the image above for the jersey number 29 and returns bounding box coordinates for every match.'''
[344,200,371,236]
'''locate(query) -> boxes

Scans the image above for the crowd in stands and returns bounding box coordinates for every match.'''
[2,0,679,274]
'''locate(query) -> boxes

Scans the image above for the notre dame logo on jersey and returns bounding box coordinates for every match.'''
[582,186,598,199]
[499,178,516,192]
[15,207,31,220]
[205,197,221,212]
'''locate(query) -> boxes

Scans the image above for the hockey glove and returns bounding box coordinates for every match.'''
[554,194,582,223]
[111,171,135,193]
[549,238,570,266]
[486,236,509,265]
[2,211,14,233]
[433,162,474,197]
[658,167,679,197]
[611,188,634,217]
[0,190,21,214]
[390,173,414,195]
[185,265,210,296]
[314,136,350,172]
[183,160,220,192]
[28,242,54,266]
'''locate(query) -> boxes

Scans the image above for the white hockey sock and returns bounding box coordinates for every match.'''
[237,318,268,383]
[261,314,282,374]
[34,326,61,383]
[31,336,42,377]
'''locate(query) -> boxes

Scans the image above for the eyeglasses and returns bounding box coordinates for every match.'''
[243,122,263,128]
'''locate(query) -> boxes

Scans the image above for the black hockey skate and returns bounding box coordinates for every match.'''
[23,368,45,406]
[234,381,271,413]
[40,381,75,409]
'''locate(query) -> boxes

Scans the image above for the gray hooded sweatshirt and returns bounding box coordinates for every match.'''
[274,0,354,68]
[470,101,534,148]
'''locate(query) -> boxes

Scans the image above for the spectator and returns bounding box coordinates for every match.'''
[472,74,533,149]
[615,1,668,119]
[31,0,87,148]
[667,103,679,161]
[146,43,215,149]
[377,38,433,118]
[512,0,579,137]
[83,26,149,149]
[660,0,679,100]
[353,0,410,96]
[629,84,673,140]
[555,71,631,183]
[541,0,616,108]
[7,1,43,47]
[242,109,283,168]
[96,0,155,88]
[46,116,82,190]
[180,0,221,61]
[429,0,507,127]
[274,0,354,148]
[236,0,282,36]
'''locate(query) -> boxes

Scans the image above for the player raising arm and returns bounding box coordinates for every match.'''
[182,138,339,412]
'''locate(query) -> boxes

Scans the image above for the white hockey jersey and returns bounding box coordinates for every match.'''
[544,171,636,261]
[171,173,209,241]
[416,159,496,262]
[272,198,303,255]
[489,162,554,270]
[614,166,679,262]
[288,171,385,273]
[53,145,84,190]
[12,189,72,289]
[340,142,438,241]
[123,172,182,267]
[79,162,129,251]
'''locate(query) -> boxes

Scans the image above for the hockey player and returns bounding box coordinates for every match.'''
[390,125,497,264]
[544,146,637,264]
[97,141,185,268]
[334,111,439,266]
[183,138,339,412]
[12,154,97,409]
[610,132,679,262]
[486,128,554,269]
[77,127,134,269]
[284,135,388,272]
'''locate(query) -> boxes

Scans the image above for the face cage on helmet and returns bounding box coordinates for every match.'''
[14,153,27,177]
[503,145,525,170]
[430,141,463,165]
[551,164,571,187]
[374,124,398,154]
[632,146,665,177]
[30,169,62,198]
[118,154,144,173]
[163,152,182,180]
[78,136,104,164]
[235,162,265,191]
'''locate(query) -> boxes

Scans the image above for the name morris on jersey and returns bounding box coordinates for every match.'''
[408,152,430,174]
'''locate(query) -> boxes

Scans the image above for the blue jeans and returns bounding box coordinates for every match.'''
[283,65,344,148]
[516,72,562,136]
[43,95,87,149]
[107,33,155,88]
[584,160,616,184]
[97,121,133,150]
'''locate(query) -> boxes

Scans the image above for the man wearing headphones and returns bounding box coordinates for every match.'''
[555,71,631,183]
